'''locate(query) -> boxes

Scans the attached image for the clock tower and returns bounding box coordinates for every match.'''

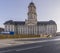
[25,2,37,25]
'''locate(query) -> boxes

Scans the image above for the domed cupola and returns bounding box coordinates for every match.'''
[28,2,36,8]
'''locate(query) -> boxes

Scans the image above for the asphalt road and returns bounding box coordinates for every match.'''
[0,37,60,53]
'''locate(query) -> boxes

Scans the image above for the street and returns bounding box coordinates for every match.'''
[0,37,60,53]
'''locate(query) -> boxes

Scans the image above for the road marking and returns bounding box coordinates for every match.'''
[0,49,16,53]
[0,38,60,53]
[0,43,12,45]
[16,46,42,51]
[39,38,60,43]
[0,46,43,53]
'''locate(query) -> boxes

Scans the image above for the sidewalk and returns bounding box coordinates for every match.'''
[0,37,54,48]
[0,38,41,48]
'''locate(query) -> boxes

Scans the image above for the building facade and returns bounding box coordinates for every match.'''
[4,2,57,36]
[0,28,4,32]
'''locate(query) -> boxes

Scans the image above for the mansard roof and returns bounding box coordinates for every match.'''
[4,20,25,25]
[37,20,56,25]
[14,21,25,25]
[4,20,14,24]
[4,20,56,25]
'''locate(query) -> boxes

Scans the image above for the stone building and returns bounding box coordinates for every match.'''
[0,28,4,32]
[4,2,57,36]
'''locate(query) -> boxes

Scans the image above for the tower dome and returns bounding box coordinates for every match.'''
[30,2,34,5]
[28,2,36,8]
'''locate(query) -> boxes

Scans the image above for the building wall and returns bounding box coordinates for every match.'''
[4,24,14,32]
[4,24,57,36]
[46,24,57,36]
[11,24,57,35]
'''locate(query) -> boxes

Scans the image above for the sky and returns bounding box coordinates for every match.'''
[0,0,60,32]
